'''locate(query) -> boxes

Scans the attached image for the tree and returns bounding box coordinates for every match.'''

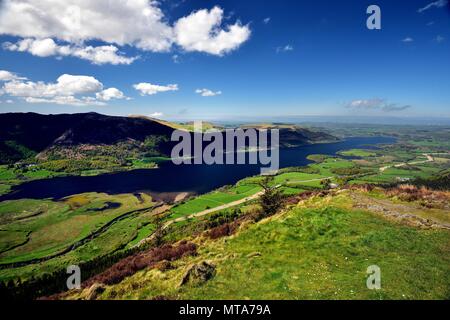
[320,178,332,190]
[152,214,166,247]
[258,176,283,217]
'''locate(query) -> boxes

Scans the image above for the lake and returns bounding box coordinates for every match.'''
[0,136,395,201]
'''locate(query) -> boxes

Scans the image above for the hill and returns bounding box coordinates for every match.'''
[55,185,450,300]
[0,112,175,164]
[240,123,338,147]
[0,113,337,165]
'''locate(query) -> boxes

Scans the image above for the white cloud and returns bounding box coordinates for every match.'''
[174,6,251,56]
[4,38,137,65]
[149,112,163,118]
[0,0,173,51]
[0,73,125,106]
[8,38,58,57]
[418,0,448,13]
[276,45,294,53]
[195,88,222,97]
[96,88,127,101]
[263,17,271,24]
[3,74,103,98]
[133,83,179,96]
[402,37,414,43]
[0,1,250,62]
[0,70,27,81]
[68,45,138,65]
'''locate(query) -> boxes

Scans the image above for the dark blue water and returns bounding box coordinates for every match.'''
[0,137,395,201]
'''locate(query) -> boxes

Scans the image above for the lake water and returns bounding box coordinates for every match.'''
[0,137,395,201]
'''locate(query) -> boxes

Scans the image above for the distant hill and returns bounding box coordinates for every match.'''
[0,112,174,146]
[0,113,338,164]
[240,123,338,147]
[278,127,337,147]
[0,112,175,164]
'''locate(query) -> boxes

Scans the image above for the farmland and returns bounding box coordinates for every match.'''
[0,192,157,281]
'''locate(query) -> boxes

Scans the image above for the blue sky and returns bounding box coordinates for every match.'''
[0,0,449,121]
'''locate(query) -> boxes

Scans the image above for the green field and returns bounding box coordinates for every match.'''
[0,192,157,281]
[338,149,377,157]
[169,184,262,219]
[0,166,16,180]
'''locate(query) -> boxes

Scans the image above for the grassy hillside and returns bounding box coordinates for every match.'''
[65,188,450,300]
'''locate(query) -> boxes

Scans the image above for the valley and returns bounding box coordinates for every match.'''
[0,114,449,300]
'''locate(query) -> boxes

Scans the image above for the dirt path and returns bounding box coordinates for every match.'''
[379,153,434,172]
[286,176,334,185]
[135,190,267,247]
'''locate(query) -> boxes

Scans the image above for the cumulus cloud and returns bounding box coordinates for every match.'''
[4,74,102,97]
[96,88,127,101]
[1,73,126,106]
[345,98,412,112]
[0,70,27,81]
[418,0,448,13]
[402,37,414,43]
[5,38,59,57]
[0,1,250,63]
[195,88,222,97]
[0,0,173,51]
[174,6,251,56]
[133,83,179,96]
[3,38,138,65]
[263,17,271,24]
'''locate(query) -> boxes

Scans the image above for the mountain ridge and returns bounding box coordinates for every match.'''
[0,112,337,164]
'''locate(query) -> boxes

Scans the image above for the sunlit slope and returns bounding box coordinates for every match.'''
[72,188,450,300]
